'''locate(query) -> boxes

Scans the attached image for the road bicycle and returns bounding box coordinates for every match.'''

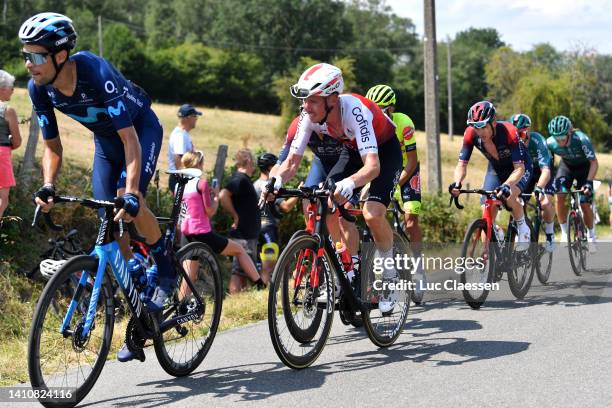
[524,191,553,284]
[451,189,536,308]
[267,181,410,369]
[27,169,222,408]
[567,188,589,276]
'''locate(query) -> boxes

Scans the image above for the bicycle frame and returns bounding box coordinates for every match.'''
[61,206,145,338]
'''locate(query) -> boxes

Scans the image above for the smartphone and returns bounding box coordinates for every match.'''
[211,178,219,189]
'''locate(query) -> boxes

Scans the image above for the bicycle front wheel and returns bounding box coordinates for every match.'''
[507,219,536,299]
[362,231,410,347]
[154,242,223,377]
[268,234,334,369]
[28,255,114,408]
[460,219,494,309]
[567,211,586,276]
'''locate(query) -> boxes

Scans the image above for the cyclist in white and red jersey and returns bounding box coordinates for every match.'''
[268,63,403,312]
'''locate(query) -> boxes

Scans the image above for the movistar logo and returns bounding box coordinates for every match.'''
[37,114,49,128]
[107,101,126,118]
[67,107,107,123]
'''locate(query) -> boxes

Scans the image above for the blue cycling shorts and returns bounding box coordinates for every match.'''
[92,108,163,202]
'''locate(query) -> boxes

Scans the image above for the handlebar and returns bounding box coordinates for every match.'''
[449,189,532,211]
[32,195,117,231]
[262,177,357,223]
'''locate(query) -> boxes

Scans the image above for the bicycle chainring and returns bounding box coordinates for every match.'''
[125,316,147,352]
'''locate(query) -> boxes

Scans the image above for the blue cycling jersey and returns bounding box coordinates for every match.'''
[28,51,151,140]
[527,131,552,170]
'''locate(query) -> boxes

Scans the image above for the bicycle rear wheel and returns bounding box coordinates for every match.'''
[460,219,494,309]
[154,242,222,377]
[567,211,586,276]
[362,231,410,347]
[536,222,553,284]
[507,219,536,299]
[28,255,114,408]
[268,234,334,369]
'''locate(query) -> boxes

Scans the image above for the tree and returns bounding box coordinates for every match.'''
[102,23,147,84]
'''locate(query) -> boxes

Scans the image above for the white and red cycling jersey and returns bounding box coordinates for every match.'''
[289,93,396,157]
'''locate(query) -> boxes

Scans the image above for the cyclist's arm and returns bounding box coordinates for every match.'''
[399,149,418,186]
[587,158,598,181]
[279,196,300,212]
[453,161,467,186]
[275,152,302,185]
[348,152,380,188]
[504,162,525,187]
[42,137,63,186]
[117,126,142,194]
[537,167,551,189]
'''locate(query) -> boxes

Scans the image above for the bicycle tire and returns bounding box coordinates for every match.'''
[362,231,410,347]
[460,219,494,309]
[567,211,585,276]
[535,221,553,284]
[28,255,114,408]
[281,251,324,342]
[506,219,536,299]
[154,242,223,377]
[268,234,334,369]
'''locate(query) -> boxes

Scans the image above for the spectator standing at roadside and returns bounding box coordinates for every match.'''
[219,148,263,293]
[0,69,22,221]
[167,104,201,193]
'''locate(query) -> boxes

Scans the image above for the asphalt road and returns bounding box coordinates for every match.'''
[15,242,612,408]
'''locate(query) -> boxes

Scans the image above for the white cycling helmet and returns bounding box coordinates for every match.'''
[40,258,67,280]
[290,63,344,99]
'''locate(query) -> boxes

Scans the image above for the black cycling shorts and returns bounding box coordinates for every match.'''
[327,136,402,207]
[185,231,229,254]
[554,159,592,203]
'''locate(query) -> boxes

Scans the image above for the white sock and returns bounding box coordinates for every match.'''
[589,228,596,238]
[515,217,529,233]
[560,223,568,236]
[545,222,555,235]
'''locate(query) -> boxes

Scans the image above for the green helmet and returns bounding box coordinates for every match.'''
[365,84,396,107]
[510,113,531,130]
[548,115,572,137]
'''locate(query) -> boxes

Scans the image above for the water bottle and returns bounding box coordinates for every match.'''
[335,242,354,281]
[141,264,158,303]
[494,224,505,247]
[128,255,147,290]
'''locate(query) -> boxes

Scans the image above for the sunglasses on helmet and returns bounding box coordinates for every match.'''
[22,51,50,66]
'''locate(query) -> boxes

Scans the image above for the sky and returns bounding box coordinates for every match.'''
[387,0,612,54]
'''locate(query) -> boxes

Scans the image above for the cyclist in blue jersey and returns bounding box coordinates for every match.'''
[511,113,556,251]
[21,13,174,362]
[546,115,599,252]
[450,101,533,248]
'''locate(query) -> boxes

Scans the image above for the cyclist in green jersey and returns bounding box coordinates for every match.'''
[511,113,556,251]
[546,115,599,252]
[366,85,425,295]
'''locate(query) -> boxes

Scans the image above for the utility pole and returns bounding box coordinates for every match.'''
[98,15,103,57]
[447,35,453,141]
[423,0,442,192]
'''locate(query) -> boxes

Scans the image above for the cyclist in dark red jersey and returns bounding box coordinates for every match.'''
[450,101,533,248]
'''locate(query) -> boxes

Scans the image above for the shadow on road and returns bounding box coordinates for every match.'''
[80,313,529,407]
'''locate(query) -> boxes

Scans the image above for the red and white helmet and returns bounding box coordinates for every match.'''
[290,63,344,99]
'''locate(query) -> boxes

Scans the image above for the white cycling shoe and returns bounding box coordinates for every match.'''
[560,233,569,247]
